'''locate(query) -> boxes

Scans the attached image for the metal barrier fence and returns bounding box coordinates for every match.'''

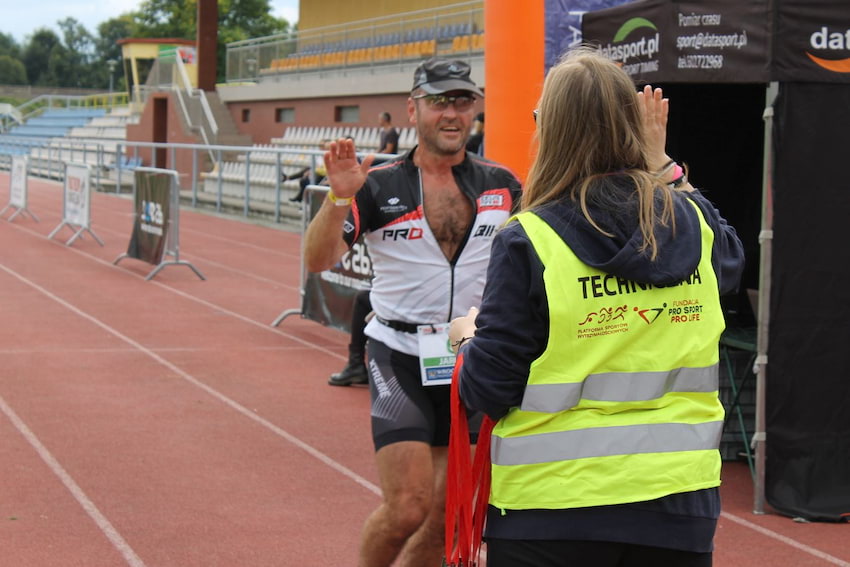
[0,136,393,226]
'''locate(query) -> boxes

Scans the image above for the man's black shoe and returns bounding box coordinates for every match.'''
[328,359,368,386]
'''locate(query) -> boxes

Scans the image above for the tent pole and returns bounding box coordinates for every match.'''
[753,81,779,515]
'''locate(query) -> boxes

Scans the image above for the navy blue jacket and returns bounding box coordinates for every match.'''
[459,180,745,551]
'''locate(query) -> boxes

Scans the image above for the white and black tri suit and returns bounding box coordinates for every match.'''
[341,147,522,449]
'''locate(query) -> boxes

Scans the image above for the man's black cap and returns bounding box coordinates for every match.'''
[411,58,484,97]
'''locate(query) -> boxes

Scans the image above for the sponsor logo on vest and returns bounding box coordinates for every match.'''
[577,304,631,338]
[807,27,850,73]
[577,297,705,334]
[381,227,423,241]
[634,303,667,324]
[667,298,704,323]
[577,268,702,299]
[579,305,630,326]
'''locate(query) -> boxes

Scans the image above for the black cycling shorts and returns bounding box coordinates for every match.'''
[367,338,481,451]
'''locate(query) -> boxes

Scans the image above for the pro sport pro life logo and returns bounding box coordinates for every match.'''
[807,26,850,73]
[598,17,661,76]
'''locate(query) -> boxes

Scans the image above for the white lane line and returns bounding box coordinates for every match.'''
[85,188,302,259]
[67,221,298,289]
[79,223,300,291]
[0,346,310,355]
[3,222,345,361]
[178,253,297,288]
[8,192,301,287]
[16,213,844,565]
[721,511,850,566]
[0,262,381,499]
[7,179,301,260]
[0,395,147,567]
[180,224,301,259]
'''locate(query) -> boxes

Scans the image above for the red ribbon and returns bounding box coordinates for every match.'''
[445,352,495,567]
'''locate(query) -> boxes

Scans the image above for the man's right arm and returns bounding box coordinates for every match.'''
[303,138,374,273]
[303,197,352,273]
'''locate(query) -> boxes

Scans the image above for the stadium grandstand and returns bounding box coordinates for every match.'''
[0,0,484,224]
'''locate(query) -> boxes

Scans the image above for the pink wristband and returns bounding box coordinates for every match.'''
[671,164,684,180]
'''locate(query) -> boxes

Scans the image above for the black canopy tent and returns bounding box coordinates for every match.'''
[582,0,850,521]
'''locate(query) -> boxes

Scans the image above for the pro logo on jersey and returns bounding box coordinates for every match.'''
[382,227,424,240]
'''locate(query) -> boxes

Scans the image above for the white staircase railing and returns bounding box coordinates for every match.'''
[171,55,218,165]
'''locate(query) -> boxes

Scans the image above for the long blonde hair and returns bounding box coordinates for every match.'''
[523,47,675,259]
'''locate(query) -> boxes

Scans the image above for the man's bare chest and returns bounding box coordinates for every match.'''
[422,185,473,260]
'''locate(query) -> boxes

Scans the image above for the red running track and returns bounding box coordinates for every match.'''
[0,176,846,566]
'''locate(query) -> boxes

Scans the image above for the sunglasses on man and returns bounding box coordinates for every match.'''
[412,94,476,111]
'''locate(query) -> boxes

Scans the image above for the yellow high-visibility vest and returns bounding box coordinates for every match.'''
[491,202,725,510]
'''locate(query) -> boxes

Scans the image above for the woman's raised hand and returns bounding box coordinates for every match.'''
[637,85,670,173]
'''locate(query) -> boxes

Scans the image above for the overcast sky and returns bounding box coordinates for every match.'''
[0,0,299,44]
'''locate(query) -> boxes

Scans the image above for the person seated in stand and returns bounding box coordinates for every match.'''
[290,139,332,202]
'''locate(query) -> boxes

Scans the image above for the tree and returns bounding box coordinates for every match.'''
[57,18,97,87]
[95,16,137,93]
[9,0,294,88]
[132,0,199,40]
[0,32,21,59]
[0,55,27,85]
[218,0,291,41]
[130,0,291,81]
[96,16,137,64]
[22,28,62,86]
[44,44,74,86]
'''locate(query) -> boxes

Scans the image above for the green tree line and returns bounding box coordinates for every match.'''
[0,0,292,89]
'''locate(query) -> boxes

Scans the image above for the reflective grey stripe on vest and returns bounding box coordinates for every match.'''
[491,420,723,466]
[520,364,719,413]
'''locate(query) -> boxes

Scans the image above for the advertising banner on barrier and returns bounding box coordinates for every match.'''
[126,169,171,265]
[48,162,103,246]
[9,154,27,209]
[64,164,90,228]
[300,186,372,333]
[1,154,38,222]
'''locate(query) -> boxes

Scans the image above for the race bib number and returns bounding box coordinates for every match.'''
[417,323,457,387]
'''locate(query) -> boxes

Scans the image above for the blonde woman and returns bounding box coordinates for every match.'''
[449,48,745,566]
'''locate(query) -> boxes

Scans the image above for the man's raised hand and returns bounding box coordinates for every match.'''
[324,138,375,199]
